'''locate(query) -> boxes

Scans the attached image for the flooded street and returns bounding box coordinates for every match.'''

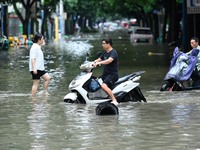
[1,32,200,150]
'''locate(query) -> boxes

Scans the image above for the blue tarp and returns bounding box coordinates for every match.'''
[164,47,199,81]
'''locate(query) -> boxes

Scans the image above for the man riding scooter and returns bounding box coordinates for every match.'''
[93,37,119,106]
[161,37,200,91]
[187,37,200,86]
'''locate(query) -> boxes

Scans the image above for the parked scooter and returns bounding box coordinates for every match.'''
[0,35,9,50]
[64,60,146,104]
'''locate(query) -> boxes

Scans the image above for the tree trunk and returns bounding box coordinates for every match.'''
[162,9,168,43]
[153,13,159,41]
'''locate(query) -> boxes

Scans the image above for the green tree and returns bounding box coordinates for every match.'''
[64,0,103,32]
[41,0,59,38]
[11,0,59,37]
[12,0,35,36]
[8,0,189,46]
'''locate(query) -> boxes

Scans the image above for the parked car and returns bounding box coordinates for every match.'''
[129,27,153,44]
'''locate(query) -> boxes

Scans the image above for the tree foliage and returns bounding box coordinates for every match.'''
[4,0,185,43]
[12,0,35,35]
[10,0,59,36]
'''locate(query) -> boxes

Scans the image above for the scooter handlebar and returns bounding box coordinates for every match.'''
[79,61,95,70]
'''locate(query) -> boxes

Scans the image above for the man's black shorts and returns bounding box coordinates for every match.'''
[30,70,46,80]
[101,74,118,88]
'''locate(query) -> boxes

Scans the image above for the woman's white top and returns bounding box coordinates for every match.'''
[29,43,45,71]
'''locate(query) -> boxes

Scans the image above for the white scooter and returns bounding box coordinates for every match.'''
[63,60,146,104]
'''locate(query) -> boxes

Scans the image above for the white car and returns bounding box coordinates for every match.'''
[130,27,153,44]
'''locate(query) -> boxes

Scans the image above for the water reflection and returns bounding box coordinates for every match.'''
[171,103,199,126]
[0,51,9,66]
[62,103,121,149]
[28,97,51,150]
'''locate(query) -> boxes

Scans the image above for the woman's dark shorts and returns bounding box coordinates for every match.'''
[101,74,118,88]
[30,70,46,80]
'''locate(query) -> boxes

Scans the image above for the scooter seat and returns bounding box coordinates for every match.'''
[115,74,134,84]
[112,71,145,88]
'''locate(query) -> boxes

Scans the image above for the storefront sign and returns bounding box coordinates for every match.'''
[187,0,200,14]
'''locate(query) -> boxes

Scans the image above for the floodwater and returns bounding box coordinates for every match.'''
[1,31,200,150]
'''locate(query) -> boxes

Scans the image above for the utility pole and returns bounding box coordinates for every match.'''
[60,0,64,38]
[182,0,187,51]
[54,5,59,42]
[1,3,4,36]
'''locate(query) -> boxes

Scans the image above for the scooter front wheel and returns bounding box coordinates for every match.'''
[64,99,75,103]
[160,83,169,91]
[64,98,82,104]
